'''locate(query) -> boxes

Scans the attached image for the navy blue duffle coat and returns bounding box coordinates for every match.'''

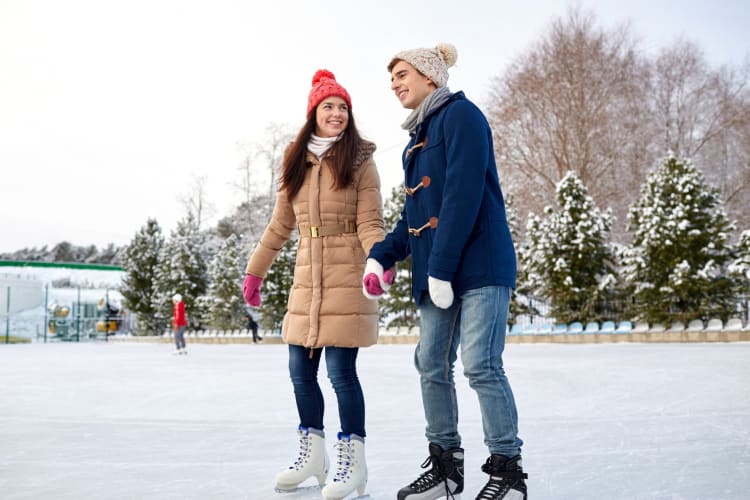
[368,91,517,305]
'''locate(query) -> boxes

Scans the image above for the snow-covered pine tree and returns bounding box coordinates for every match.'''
[728,229,750,315]
[378,185,418,330]
[152,213,209,332]
[623,155,737,323]
[215,192,274,256]
[203,233,245,330]
[120,218,164,335]
[504,193,535,323]
[730,230,750,277]
[258,237,296,334]
[522,171,616,323]
[504,192,520,243]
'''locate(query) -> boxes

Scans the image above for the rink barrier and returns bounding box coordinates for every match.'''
[105,322,750,345]
[108,328,422,345]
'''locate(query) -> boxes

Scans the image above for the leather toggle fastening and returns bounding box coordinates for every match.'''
[405,176,431,196]
[405,136,428,157]
[408,217,438,237]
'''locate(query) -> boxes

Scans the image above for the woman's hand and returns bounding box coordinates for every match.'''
[362,259,394,299]
[243,274,263,307]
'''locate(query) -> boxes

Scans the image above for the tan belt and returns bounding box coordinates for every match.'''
[298,221,357,238]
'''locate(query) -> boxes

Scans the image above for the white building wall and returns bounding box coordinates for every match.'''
[0,275,44,314]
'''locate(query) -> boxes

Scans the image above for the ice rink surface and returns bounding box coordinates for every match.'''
[1,341,748,500]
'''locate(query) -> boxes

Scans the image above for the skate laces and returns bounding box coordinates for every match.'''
[331,438,353,482]
[291,431,312,470]
[476,475,527,500]
[408,454,457,499]
[476,477,510,499]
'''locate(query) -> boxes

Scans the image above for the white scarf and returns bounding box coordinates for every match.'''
[307,133,342,159]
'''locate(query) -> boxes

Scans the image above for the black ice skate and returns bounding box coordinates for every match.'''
[475,455,527,500]
[397,443,464,500]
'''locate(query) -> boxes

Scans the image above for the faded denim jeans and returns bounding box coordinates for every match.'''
[415,285,523,457]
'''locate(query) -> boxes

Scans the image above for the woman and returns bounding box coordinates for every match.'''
[242,69,387,500]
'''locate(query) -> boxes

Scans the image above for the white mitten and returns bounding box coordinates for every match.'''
[428,276,454,309]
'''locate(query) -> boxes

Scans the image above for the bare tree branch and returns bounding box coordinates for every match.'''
[177,174,216,229]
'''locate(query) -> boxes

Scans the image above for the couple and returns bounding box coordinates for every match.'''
[242,43,526,500]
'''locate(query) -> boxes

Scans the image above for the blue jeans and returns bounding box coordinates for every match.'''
[415,285,522,457]
[174,326,186,349]
[288,345,365,437]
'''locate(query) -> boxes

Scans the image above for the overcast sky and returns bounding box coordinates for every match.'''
[1,0,748,254]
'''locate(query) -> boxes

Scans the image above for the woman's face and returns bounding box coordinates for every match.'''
[314,96,349,137]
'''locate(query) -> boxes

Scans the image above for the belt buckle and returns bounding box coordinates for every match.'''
[310,226,320,238]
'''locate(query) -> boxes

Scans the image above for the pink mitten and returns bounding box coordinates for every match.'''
[362,259,395,299]
[362,269,393,299]
[363,273,385,296]
[364,269,395,293]
[383,268,395,285]
[243,274,263,307]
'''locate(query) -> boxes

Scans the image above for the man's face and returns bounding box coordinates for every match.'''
[390,60,436,110]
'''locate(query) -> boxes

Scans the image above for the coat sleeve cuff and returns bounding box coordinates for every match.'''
[428,253,459,282]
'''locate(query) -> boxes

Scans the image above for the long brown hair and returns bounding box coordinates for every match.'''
[280,107,363,200]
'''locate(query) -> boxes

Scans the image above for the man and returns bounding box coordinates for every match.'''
[362,43,527,500]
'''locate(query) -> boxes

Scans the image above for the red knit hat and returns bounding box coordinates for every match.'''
[307,69,352,117]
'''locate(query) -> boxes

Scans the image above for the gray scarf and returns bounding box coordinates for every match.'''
[401,86,453,134]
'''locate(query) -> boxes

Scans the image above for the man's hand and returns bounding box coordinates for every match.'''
[428,276,453,309]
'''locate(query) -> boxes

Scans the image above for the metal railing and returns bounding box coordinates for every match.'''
[1,285,131,343]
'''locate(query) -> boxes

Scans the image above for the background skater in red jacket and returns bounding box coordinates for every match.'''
[172,293,187,355]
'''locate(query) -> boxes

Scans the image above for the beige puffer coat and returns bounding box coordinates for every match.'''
[245,141,384,348]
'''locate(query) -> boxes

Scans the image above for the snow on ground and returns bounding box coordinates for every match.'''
[0,341,748,500]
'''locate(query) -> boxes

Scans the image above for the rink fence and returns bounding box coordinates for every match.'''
[102,323,750,345]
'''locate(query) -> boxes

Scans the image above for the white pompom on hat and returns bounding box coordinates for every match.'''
[172,293,182,303]
[388,43,458,88]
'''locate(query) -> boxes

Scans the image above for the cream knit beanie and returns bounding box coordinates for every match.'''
[388,43,458,87]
